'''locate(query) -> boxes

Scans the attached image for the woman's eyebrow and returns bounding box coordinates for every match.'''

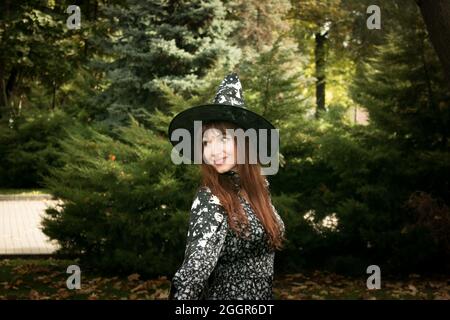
[203,132,223,140]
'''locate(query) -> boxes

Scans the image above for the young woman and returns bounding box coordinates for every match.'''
[167,73,285,300]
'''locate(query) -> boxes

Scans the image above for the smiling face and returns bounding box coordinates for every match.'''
[202,127,237,173]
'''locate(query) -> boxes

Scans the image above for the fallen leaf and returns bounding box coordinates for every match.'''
[56,288,71,299]
[408,284,418,295]
[90,277,103,285]
[29,290,40,300]
[113,281,123,290]
[36,275,52,284]
[128,273,140,282]
[304,281,317,287]
[428,281,442,289]
[88,293,98,300]
[131,283,146,293]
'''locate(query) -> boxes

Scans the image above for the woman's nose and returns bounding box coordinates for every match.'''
[212,152,224,160]
[211,147,225,159]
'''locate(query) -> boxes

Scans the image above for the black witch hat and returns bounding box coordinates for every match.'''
[168,73,278,162]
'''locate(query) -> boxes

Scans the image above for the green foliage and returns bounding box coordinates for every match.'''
[41,118,200,276]
[240,35,313,125]
[1,0,449,278]
[269,7,449,273]
[272,12,450,272]
[351,5,450,151]
[274,119,449,275]
[92,0,241,128]
[0,1,87,115]
[0,108,71,188]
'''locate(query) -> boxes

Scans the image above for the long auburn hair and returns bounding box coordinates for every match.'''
[196,120,285,251]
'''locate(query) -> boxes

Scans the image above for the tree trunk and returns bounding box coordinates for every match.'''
[315,32,326,118]
[0,69,7,110]
[94,0,98,20]
[0,0,11,115]
[416,0,450,85]
[6,67,18,99]
[52,80,57,110]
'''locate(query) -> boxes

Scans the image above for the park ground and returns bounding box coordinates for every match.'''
[0,258,448,300]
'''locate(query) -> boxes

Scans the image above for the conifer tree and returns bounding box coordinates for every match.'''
[351,5,450,151]
[93,0,240,128]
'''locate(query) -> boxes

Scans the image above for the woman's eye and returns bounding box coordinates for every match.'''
[202,141,208,146]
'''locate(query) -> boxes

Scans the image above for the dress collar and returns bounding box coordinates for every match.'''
[221,170,241,191]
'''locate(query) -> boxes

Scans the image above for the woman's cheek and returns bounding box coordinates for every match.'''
[227,142,235,157]
[203,147,210,163]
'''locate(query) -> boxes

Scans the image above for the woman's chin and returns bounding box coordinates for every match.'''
[213,164,234,173]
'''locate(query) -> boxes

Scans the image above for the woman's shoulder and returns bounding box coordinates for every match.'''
[192,186,223,209]
[196,185,212,196]
[191,186,226,224]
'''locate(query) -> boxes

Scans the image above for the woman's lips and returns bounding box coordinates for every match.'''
[214,157,227,165]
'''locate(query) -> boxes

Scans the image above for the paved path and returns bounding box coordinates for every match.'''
[0,196,60,255]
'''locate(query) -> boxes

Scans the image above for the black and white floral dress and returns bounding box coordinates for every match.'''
[170,170,285,300]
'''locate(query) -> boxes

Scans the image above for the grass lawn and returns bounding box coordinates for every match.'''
[0,258,448,300]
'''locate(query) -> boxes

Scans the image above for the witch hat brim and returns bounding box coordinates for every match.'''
[168,103,275,137]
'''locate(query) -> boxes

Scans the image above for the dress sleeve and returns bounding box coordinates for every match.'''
[170,187,228,300]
